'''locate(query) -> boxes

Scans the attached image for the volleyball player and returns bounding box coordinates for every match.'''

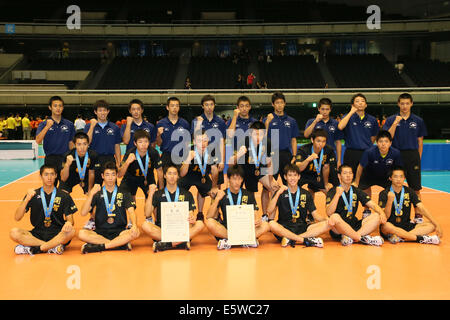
[142,165,203,252]
[205,165,270,250]
[78,162,139,253]
[383,93,427,223]
[267,164,331,248]
[10,164,77,255]
[121,99,156,151]
[326,164,386,246]
[378,166,441,244]
[36,96,75,186]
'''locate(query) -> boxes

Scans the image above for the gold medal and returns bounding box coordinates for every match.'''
[292,217,297,223]
[317,176,321,182]
[201,177,206,184]
[107,217,115,224]
[396,216,401,223]
[44,217,52,228]
[80,180,85,188]
[254,169,260,176]
[144,180,148,186]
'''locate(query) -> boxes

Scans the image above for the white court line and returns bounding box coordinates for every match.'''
[0,170,39,190]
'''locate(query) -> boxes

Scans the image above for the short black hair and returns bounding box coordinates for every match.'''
[283,163,301,176]
[318,98,332,108]
[94,99,110,111]
[133,129,150,142]
[389,165,406,177]
[166,96,180,106]
[398,93,413,103]
[73,131,90,143]
[271,91,285,104]
[128,99,144,111]
[351,93,367,105]
[311,128,328,141]
[49,96,64,106]
[163,164,180,175]
[227,164,244,179]
[338,164,353,174]
[40,164,57,175]
[249,121,265,130]
[237,96,251,106]
[101,161,117,174]
[376,130,392,142]
[201,94,215,106]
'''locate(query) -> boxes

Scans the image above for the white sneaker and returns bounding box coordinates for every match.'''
[242,239,259,248]
[360,235,384,246]
[146,216,154,224]
[47,244,65,255]
[341,235,353,246]
[414,215,424,224]
[14,244,33,255]
[420,235,440,245]
[217,239,231,250]
[84,218,96,230]
[362,209,372,219]
[387,234,404,244]
[261,214,269,222]
[304,237,324,248]
[126,222,133,229]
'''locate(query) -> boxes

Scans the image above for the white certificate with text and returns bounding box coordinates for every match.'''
[161,201,190,242]
[226,204,256,246]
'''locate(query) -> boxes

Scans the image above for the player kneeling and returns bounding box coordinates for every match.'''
[378,166,442,244]
[142,165,204,252]
[267,164,333,248]
[10,164,77,255]
[205,164,270,250]
[326,165,387,246]
[78,162,140,253]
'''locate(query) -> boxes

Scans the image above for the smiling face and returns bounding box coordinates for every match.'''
[284,170,300,187]
[94,107,109,122]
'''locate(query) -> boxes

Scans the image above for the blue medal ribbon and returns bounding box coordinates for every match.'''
[164,187,180,202]
[135,150,149,178]
[40,187,57,219]
[288,188,301,217]
[227,188,242,206]
[311,146,324,176]
[390,186,405,216]
[340,185,354,214]
[250,138,263,169]
[194,147,208,177]
[75,151,89,181]
[102,186,118,216]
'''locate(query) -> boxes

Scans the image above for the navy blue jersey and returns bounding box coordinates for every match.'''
[383,113,427,150]
[156,117,190,153]
[121,120,156,151]
[36,118,75,156]
[263,113,299,152]
[84,121,121,156]
[342,113,379,150]
[305,118,343,151]
[359,146,403,178]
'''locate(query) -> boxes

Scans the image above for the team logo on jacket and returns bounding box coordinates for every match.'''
[61,125,69,132]
[284,121,291,127]
[409,122,417,129]
[386,159,394,165]
[106,128,114,135]
[328,125,336,132]
[363,121,372,128]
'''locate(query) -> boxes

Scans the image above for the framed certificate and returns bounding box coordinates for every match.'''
[161,201,190,242]
[226,204,256,246]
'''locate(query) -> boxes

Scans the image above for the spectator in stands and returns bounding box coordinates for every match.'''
[116,119,122,128]
[30,116,39,139]
[262,81,268,89]
[74,114,86,133]
[14,113,22,140]
[185,77,192,89]
[235,74,244,89]
[232,54,239,64]
[121,118,127,128]
[381,114,387,128]
[62,42,69,59]
[22,113,31,140]
[247,73,256,89]
[6,113,15,140]
[258,51,264,62]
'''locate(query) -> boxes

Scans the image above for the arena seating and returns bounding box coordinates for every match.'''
[257,55,325,88]
[97,56,178,89]
[326,54,406,88]
[26,58,101,71]
[401,57,450,87]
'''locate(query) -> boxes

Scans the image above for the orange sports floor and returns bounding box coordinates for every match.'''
[0,171,449,300]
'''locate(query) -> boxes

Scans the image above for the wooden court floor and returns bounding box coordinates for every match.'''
[0,171,449,300]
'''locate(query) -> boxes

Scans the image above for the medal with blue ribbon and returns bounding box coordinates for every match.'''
[390,186,404,223]
[340,185,354,218]
[227,188,242,206]
[288,188,300,223]
[103,186,118,224]
[136,150,149,186]
[311,146,324,182]
[250,138,263,176]
[75,151,89,188]
[40,187,56,228]
[194,146,208,184]
[165,187,180,202]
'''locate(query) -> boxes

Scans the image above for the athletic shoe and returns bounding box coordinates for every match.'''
[176,242,191,250]
[281,237,295,248]
[242,239,259,248]
[362,209,372,219]
[14,244,33,255]
[304,237,324,248]
[419,235,440,245]
[414,214,424,224]
[111,243,132,251]
[153,241,172,253]
[340,235,353,246]
[83,218,96,230]
[261,214,269,222]
[217,239,231,250]
[146,216,154,224]
[360,235,384,246]
[47,244,65,255]
[126,222,133,229]
[387,234,404,244]
[81,243,104,254]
